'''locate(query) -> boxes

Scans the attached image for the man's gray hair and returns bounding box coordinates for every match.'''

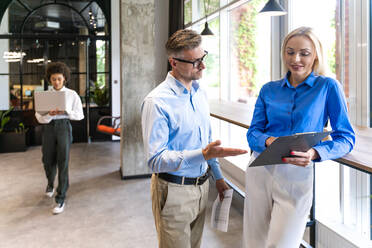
[165,29,202,57]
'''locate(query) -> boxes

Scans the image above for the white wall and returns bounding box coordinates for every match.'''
[0,9,9,110]
[111,0,121,140]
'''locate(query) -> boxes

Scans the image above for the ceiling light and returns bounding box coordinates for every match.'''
[259,0,287,16]
[35,21,60,30]
[201,22,213,36]
[3,51,26,59]
[201,0,214,36]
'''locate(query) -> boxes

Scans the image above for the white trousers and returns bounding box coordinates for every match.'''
[243,155,313,248]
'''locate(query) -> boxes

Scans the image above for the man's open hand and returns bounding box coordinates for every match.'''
[202,140,248,161]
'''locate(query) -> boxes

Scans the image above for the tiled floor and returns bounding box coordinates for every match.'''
[0,142,243,248]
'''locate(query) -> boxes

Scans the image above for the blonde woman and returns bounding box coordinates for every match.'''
[243,27,355,247]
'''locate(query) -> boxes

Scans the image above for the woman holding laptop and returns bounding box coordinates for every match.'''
[243,27,355,247]
[35,62,84,214]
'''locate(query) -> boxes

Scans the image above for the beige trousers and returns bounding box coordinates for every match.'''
[151,174,209,248]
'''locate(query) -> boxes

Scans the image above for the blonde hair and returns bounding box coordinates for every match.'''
[281,26,328,76]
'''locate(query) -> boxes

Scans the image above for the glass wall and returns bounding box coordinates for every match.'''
[0,0,110,142]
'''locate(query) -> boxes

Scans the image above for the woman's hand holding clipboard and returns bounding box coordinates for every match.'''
[249,131,333,167]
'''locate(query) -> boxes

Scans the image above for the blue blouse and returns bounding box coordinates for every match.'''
[247,72,355,162]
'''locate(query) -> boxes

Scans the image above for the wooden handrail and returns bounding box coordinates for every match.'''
[209,99,372,174]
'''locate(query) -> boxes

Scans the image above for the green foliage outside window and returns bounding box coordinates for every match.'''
[203,18,220,88]
[184,0,192,25]
[328,42,336,75]
[197,0,220,18]
[234,0,262,97]
[92,41,109,107]
[328,18,336,75]
[206,0,220,15]
[96,40,106,86]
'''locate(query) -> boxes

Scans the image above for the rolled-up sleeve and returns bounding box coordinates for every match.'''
[66,91,84,121]
[35,112,53,124]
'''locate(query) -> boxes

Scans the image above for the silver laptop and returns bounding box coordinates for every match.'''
[34,91,67,114]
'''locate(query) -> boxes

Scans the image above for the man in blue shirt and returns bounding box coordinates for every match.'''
[141,29,247,248]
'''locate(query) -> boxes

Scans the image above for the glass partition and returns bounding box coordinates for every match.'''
[0,0,110,143]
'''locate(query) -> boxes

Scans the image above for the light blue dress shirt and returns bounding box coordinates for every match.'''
[141,72,223,180]
[247,72,355,161]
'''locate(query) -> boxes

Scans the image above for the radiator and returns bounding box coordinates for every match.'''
[316,221,360,248]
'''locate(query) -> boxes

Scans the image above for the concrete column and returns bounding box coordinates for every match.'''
[120,0,168,178]
[78,28,88,96]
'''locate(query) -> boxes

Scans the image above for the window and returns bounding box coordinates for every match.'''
[289,0,371,241]
[186,0,271,168]
[199,17,221,99]
[186,0,372,244]
[187,0,270,103]
[228,0,271,104]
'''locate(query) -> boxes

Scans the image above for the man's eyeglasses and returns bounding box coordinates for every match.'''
[172,50,208,68]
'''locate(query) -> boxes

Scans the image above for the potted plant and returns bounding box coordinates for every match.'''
[0,108,28,153]
[90,81,109,107]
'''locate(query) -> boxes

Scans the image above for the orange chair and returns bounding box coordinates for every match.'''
[96,116,121,136]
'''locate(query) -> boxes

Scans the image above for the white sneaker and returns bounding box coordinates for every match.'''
[45,186,54,198]
[52,202,65,214]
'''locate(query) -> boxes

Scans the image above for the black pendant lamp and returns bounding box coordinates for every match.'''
[201,0,214,35]
[201,22,214,36]
[259,0,287,16]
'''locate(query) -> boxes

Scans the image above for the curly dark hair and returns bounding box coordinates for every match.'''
[45,62,71,85]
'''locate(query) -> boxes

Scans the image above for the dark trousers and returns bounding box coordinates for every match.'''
[42,119,72,204]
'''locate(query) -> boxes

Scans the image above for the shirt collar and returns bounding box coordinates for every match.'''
[281,71,316,88]
[51,86,66,91]
[166,72,200,96]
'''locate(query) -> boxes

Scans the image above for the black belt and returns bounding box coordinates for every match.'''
[157,171,210,186]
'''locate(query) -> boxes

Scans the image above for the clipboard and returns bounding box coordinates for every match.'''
[249,131,332,167]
